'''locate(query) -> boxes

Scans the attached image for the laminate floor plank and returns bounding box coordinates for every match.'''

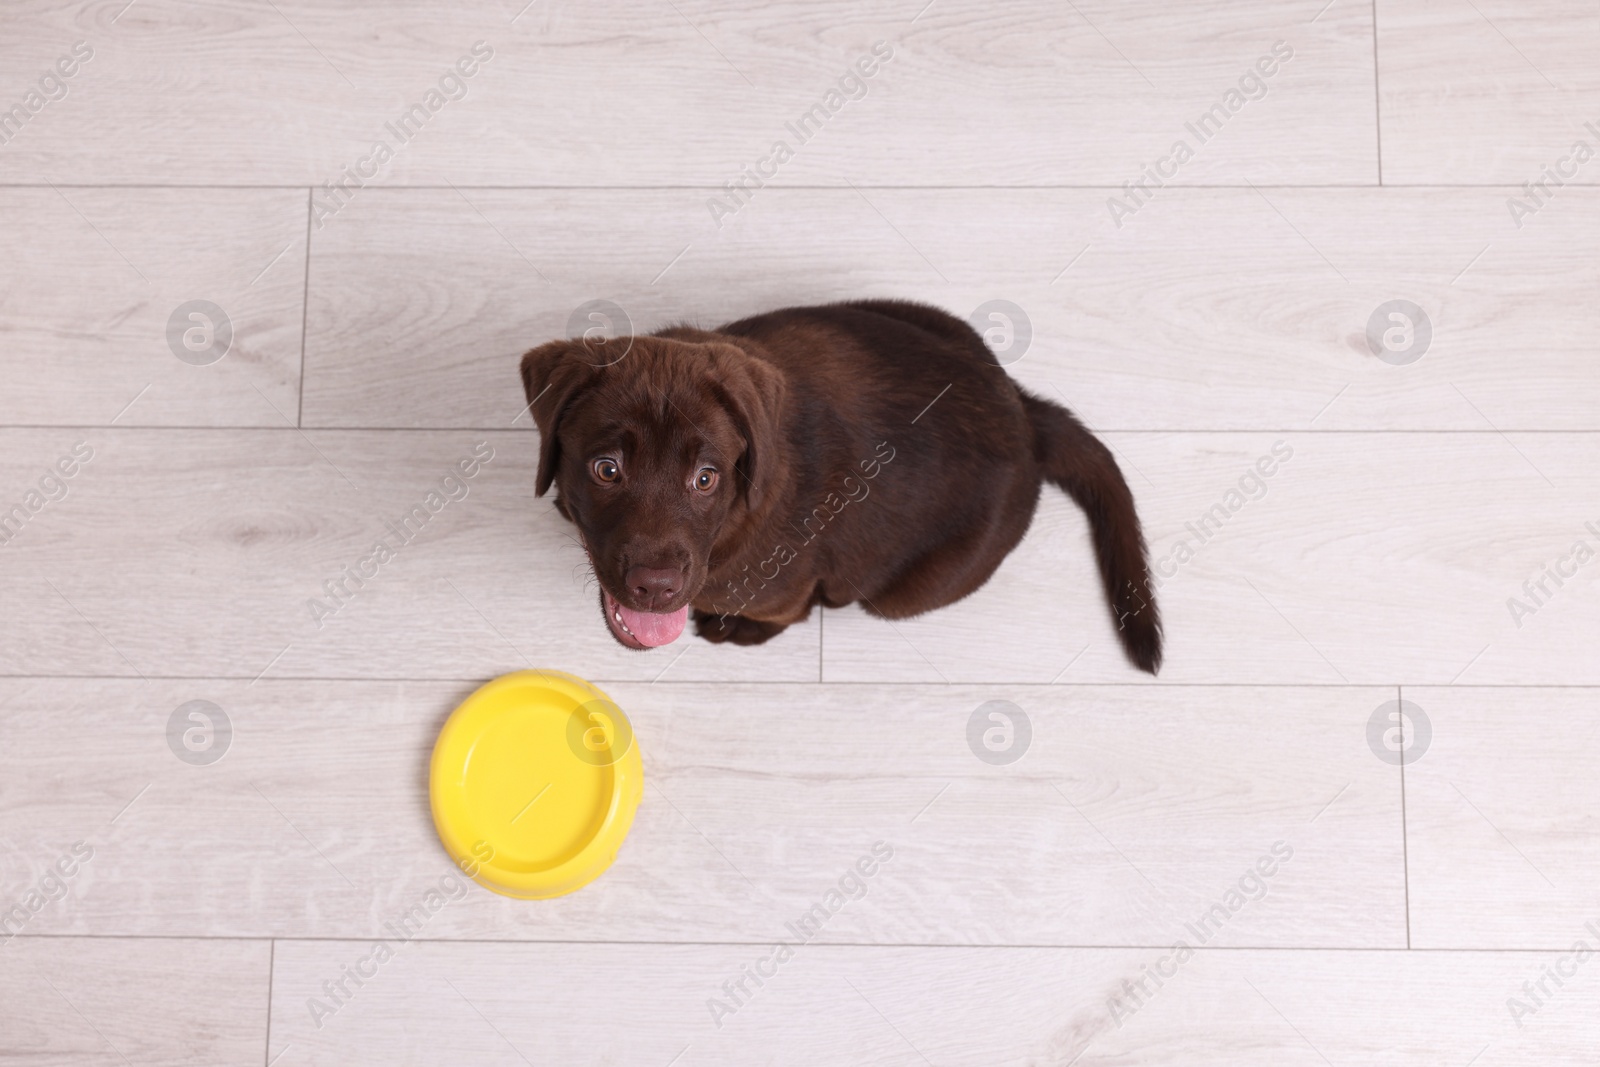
[264,940,1600,1065]
[1405,685,1600,950]
[0,1,1375,186]
[4,428,1594,685]
[823,431,1600,686]
[0,188,308,426]
[1378,0,1600,184]
[0,936,270,1066]
[0,679,1401,946]
[3,2,1598,1060]
[0,427,817,681]
[299,189,1600,434]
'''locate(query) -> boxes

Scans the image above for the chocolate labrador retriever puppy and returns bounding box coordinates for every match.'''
[520,299,1161,673]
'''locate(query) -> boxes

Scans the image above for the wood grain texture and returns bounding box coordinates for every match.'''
[0,0,1374,186]
[265,940,1600,1065]
[3,428,1594,685]
[0,936,269,1066]
[1406,686,1600,949]
[0,679,1402,946]
[1,2,1597,1058]
[824,430,1600,685]
[0,428,817,681]
[1379,0,1600,183]
[299,188,1600,433]
[0,188,307,426]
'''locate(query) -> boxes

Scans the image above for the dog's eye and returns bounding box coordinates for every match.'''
[693,467,719,492]
[592,458,621,484]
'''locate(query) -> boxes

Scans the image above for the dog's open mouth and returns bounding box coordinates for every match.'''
[600,589,688,650]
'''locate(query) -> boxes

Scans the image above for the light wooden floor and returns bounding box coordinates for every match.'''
[2,1,1598,1063]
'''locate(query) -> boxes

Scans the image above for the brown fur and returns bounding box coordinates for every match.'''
[520,299,1162,672]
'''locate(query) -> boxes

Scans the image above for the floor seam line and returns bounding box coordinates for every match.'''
[296,188,314,428]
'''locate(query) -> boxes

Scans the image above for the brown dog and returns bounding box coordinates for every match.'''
[520,300,1161,673]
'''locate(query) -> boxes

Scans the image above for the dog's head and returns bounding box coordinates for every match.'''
[520,334,785,650]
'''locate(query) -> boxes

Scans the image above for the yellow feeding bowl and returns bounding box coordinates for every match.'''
[429,670,642,899]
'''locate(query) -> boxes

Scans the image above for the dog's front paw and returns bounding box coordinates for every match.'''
[693,609,788,646]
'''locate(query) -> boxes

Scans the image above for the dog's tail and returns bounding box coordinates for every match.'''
[1020,390,1162,674]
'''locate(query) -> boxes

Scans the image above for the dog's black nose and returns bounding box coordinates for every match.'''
[626,566,681,610]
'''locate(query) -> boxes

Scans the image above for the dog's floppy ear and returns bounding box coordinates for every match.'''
[520,340,599,497]
[705,343,786,512]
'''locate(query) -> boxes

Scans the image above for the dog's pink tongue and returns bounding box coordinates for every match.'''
[619,604,688,647]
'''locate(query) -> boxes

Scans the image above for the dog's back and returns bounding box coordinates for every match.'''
[713,300,1162,673]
